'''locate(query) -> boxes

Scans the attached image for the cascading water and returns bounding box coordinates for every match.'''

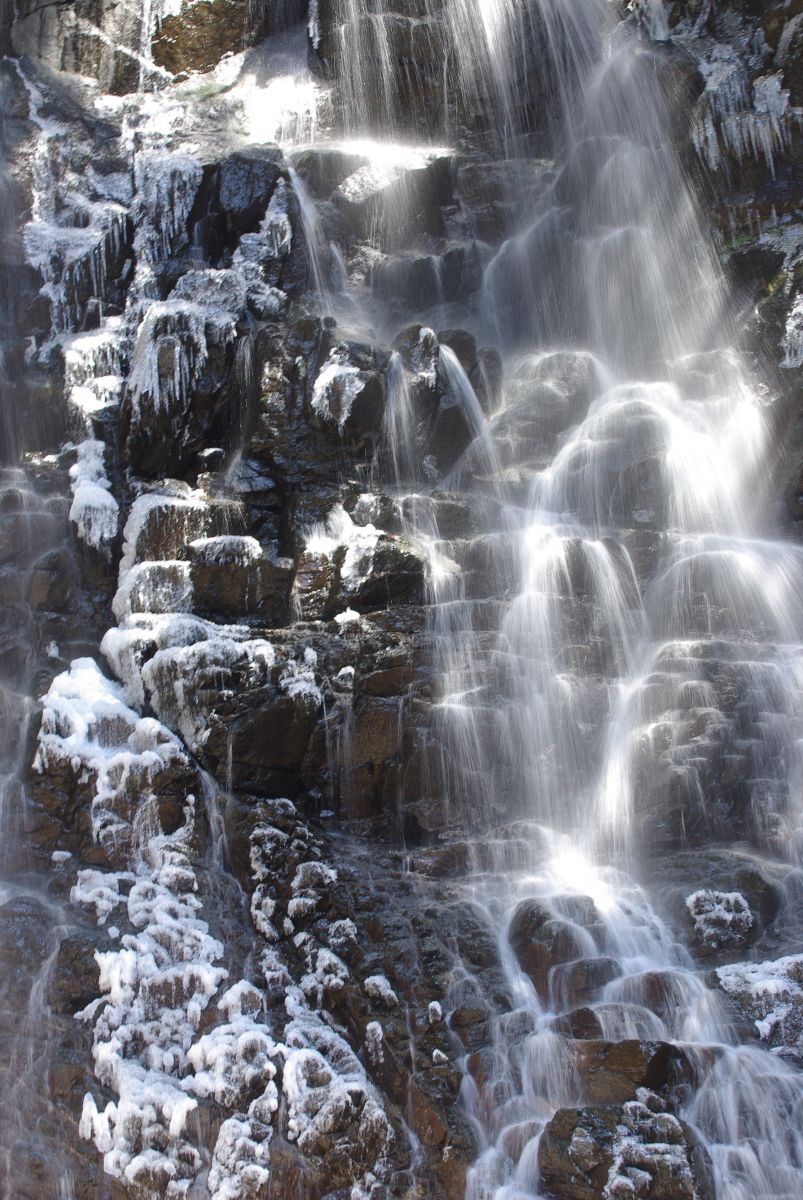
[312,0,803,1195]
[4,0,803,1194]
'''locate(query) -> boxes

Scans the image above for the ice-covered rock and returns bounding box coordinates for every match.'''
[311,349,366,429]
[76,804,228,1196]
[685,889,754,951]
[68,439,119,554]
[34,658,193,857]
[717,954,803,1059]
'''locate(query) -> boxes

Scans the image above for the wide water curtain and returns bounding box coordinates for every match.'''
[2,0,803,1197]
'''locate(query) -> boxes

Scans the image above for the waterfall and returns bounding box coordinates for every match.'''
[334,0,803,1195]
[3,0,803,1195]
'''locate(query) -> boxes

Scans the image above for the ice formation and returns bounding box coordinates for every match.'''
[717,955,803,1053]
[691,49,799,176]
[68,440,120,553]
[35,658,189,853]
[305,505,382,590]
[76,804,228,1195]
[364,974,399,1008]
[311,349,366,429]
[685,889,753,949]
[782,294,803,369]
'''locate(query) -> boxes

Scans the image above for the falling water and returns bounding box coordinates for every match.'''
[306,0,803,1195]
[4,0,803,1193]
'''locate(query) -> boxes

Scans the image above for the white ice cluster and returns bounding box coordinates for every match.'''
[311,349,366,429]
[68,439,120,554]
[280,647,324,707]
[103,612,276,749]
[64,322,124,435]
[692,48,799,176]
[685,889,753,948]
[127,300,211,423]
[76,804,228,1196]
[35,658,187,854]
[781,293,803,369]
[16,67,130,335]
[35,660,227,1194]
[44,653,392,1199]
[133,151,203,264]
[305,505,382,590]
[364,974,399,1008]
[717,954,803,1051]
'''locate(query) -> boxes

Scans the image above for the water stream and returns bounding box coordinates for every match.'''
[311,0,803,1195]
[3,0,803,1195]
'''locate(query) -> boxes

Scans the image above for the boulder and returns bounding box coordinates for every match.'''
[574,1040,692,1105]
[189,149,284,261]
[151,0,255,76]
[333,153,454,249]
[539,1097,706,1200]
[189,536,294,624]
[290,147,370,198]
[508,896,603,1003]
[717,954,803,1061]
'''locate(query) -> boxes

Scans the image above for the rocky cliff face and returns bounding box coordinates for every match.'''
[1,1,802,1198]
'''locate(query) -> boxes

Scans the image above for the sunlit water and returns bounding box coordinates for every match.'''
[4,0,803,1195]
[299,0,803,1196]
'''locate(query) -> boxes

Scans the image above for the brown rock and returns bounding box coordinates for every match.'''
[552,1007,604,1040]
[508,897,603,1003]
[267,1137,325,1199]
[538,1105,620,1200]
[48,933,102,1015]
[554,956,620,1009]
[151,0,248,76]
[575,1040,691,1105]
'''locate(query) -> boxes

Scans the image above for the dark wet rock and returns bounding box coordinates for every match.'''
[148,650,323,796]
[776,13,803,105]
[538,1096,707,1200]
[648,848,783,963]
[121,304,240,479]
[430,386,476,472]
[290,147,369,197]
[457,157,556,241]
[371,244,483,313]
[552,1007,605,1040]
[575,1039,692,1105]
[266,1137,325,1199]
[557,957,621,1009]
[189,149,284,261]
[48,932,103,1014]
[189,537,294,624]
[25,548,74,611]
[333,154,455,249]
[508,896,603,1003]
[296,529,426,621]
[0,896,51,1006]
